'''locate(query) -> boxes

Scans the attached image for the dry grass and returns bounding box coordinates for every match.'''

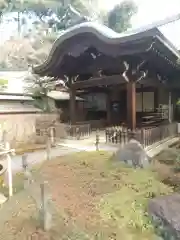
[153,147,180,190]
[0,151,174,239]
[14,143,47,155]
[0,191,89,240]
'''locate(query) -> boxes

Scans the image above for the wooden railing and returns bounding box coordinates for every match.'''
[65,123,91,140]
[142,123,177,148]
[105,126,130,145]
[105,122,177,148]
[76,120,107,129]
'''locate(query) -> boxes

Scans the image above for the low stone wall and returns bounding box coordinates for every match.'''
[0,113,59,146]
[35,113,66,144]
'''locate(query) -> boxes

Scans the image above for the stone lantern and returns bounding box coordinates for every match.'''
[0,160,7,204]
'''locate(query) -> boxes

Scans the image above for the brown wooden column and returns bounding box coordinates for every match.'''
[154,88,158,111]
[69,78,76,124]
[141,84,144,112]
[127,81,136,130]
[168,90,172,123]
[106,92,111,125]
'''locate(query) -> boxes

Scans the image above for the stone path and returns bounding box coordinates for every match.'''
[11,144,117,174]
[10,135,177,174]
[59,136,180,158]
[58,142,118,152]
[11,146,80,174]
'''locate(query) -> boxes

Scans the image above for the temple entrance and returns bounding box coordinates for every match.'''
[33,22,180,146]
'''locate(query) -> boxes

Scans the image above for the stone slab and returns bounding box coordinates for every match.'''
[113,139,151,168]
[148,193,180,239]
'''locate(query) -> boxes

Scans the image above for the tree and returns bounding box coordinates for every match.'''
[24,71,67,111]
[18,0,100,32]
[52,4,90,30]
[106,0,137,32]
[0,0,26,34]
[0,0,60,35]
[0,0,14,23]
[0,0,100,71]
[0,0,101,36]
[0,0,24,34]
[0,33,53,71]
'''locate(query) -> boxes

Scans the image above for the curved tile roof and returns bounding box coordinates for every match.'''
[33,22,180,75]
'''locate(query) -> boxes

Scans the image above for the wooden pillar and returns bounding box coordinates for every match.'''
[69,78,76,124]
[141,85,144,112]
[168,90,172,123]
[171,90,176,121]
[127,81,136,130]
[106,92,111,125]
[154,88,158,112]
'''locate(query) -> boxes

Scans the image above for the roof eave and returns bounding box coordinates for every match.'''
[33,23,158,76]
[32,22,180,76]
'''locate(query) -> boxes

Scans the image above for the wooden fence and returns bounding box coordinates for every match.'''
[65,123,91,140]
[76,120,106,129]
[142,122,177,147]
[105,122,178,148]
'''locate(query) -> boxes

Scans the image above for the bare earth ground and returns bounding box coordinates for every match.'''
[14,142,47,155]
[0,151,176,240]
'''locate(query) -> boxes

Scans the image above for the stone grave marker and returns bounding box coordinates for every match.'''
[113,139,151,168]
[148,193,180,239]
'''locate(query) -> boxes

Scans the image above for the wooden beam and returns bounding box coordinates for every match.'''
[106,92,111,125]
[127,81,136,131]
[136,86,155,92]
[76,87,109,94]
[154,88,158,111]
[141,85,144,113]
[72,75,126,89]
[140,77,165,87]
[168,91,172,123]
[96,41,150,57]
[74,75,169,91]
[69,78,76,124]
[75,55,123,74]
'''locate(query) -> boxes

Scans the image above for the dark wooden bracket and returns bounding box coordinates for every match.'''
[122,61,130,82]
[136,70,148,83]
[157,74,168,85]
[125,60,148,83]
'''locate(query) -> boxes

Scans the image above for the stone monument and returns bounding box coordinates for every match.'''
[113,139,151,168]
[0,160,7,204]
[148,193,180,239]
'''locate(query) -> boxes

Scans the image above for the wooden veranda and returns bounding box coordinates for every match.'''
[33,22,180,146]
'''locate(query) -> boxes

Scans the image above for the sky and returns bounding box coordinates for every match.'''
[1,0,180,47]
[101,0,180,24]
[1,0,180,46]
[101,0,180,48]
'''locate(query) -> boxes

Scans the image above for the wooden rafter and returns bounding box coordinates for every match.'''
[138,77,165,87]
[151,46,179,69]
[72,74,127,89]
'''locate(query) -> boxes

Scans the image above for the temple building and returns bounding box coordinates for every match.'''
[33,22,180,145]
